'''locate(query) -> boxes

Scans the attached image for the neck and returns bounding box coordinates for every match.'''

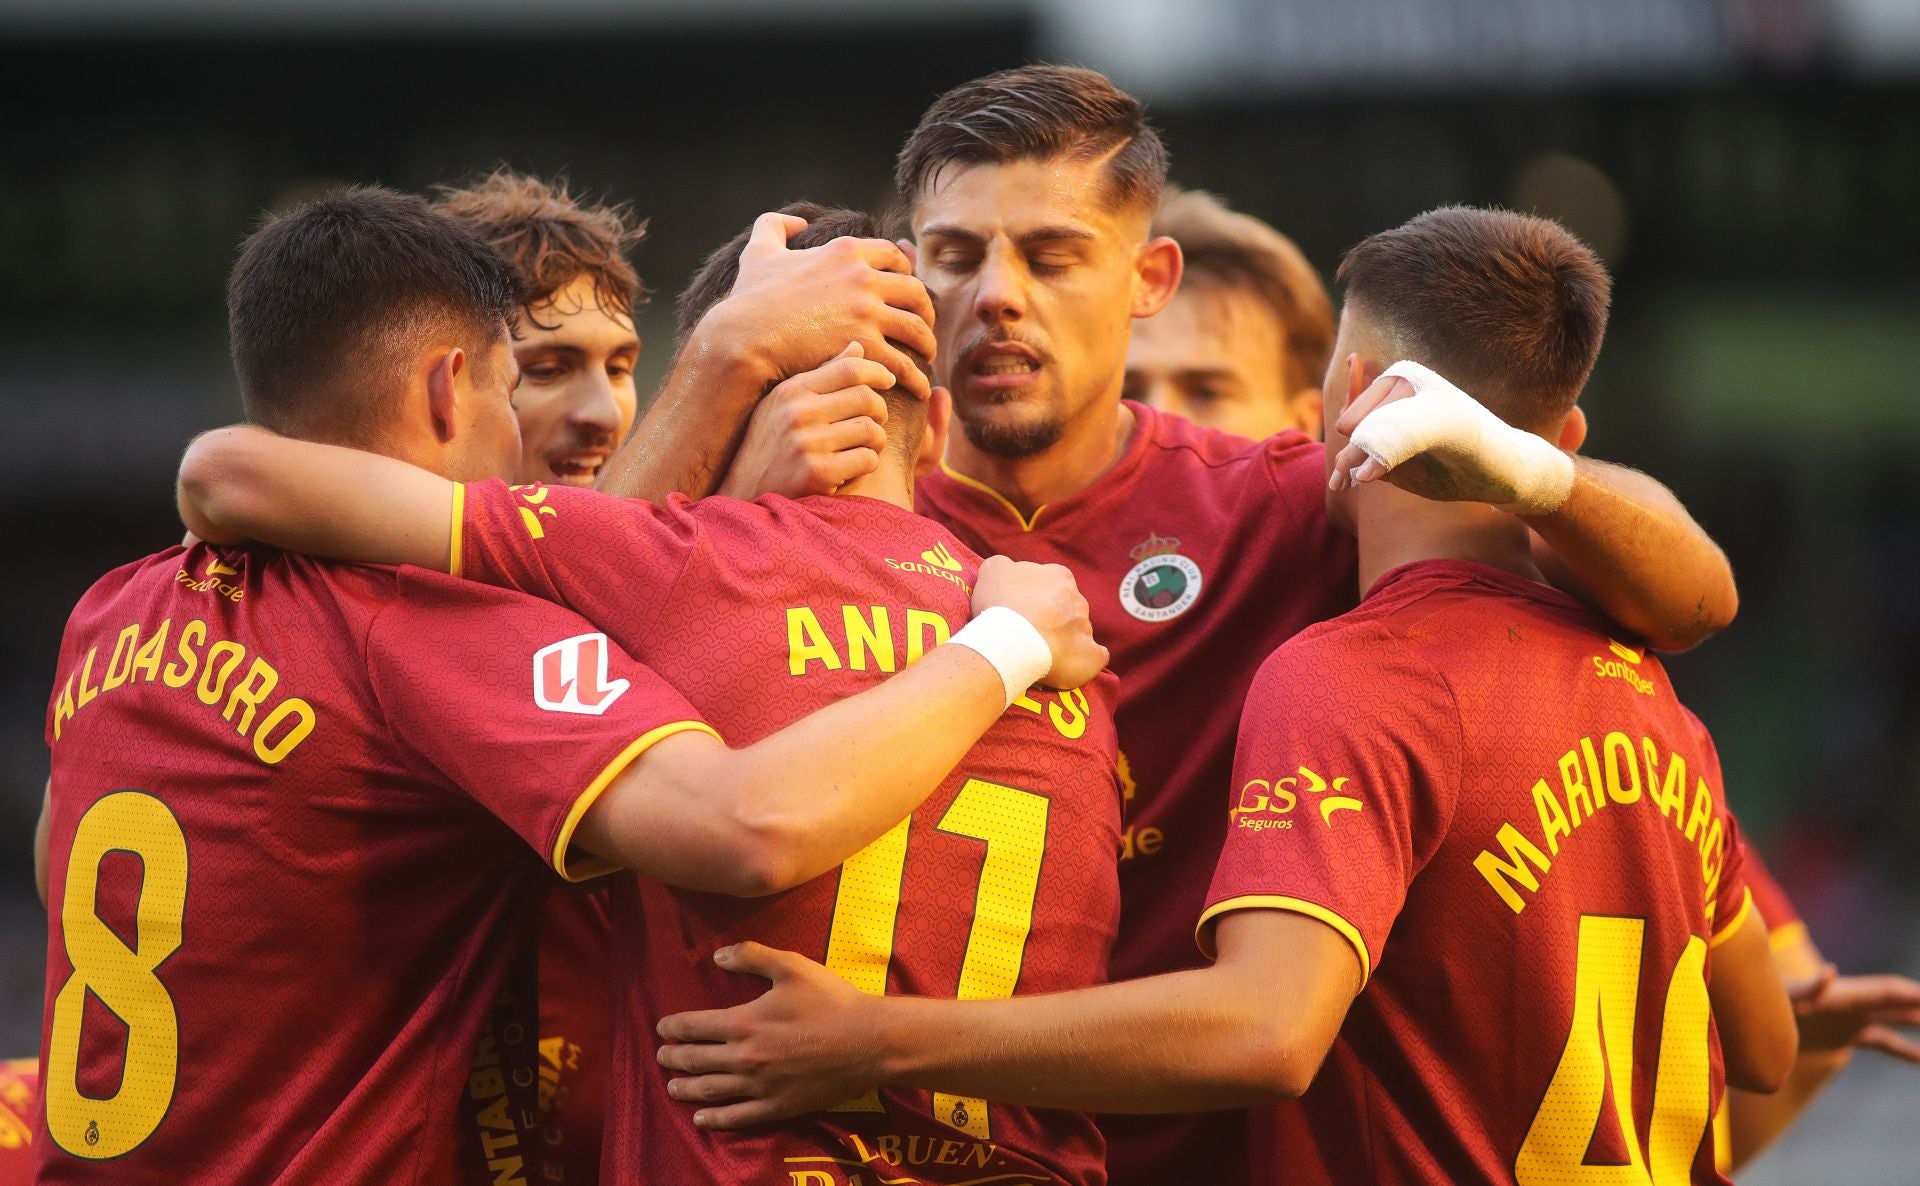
[836,458,916,510]
[943,397,1135,518]
[1354,485,1544,597]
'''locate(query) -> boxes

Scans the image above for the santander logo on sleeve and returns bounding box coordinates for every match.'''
[533,633,631,716]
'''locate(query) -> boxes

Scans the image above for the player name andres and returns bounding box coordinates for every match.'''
[50,616,317,766]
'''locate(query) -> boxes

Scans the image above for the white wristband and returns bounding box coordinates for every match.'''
[1359,360,1576,516]
[948,605,1053,709]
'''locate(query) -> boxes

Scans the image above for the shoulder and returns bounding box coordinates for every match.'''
[1249,601,1459,724]
[1134,402,1323,488]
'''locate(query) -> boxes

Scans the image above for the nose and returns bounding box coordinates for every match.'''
[971,246,1027,327]
[567,372,624,437]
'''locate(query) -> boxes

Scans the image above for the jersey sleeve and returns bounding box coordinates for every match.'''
[1197,629,1461,986]
[367,568,719,882]
[1741,843,1805,946]
[453,479,702,641]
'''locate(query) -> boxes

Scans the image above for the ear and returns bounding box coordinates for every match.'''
[425,347,466,445]
[1131,236,1183,320]
[1556,404,1588,454]
[1346,351,1384,401]
[916,386,953,478]
[1287,386,1325,441]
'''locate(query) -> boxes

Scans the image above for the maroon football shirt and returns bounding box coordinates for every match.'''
[38,545,710,1184]
[917,402,1356,1183]
[458,481,1123,1186]
[1204,560,1753,1186]
[0,1059,36,1186]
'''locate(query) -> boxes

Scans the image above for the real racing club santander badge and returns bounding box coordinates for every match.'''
[1119,532,1203,622]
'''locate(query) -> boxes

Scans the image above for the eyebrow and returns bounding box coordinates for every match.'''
[920,224,1099,248]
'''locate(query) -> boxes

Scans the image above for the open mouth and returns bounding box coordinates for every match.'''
[965,343,1044,388]
[548,453,609,484]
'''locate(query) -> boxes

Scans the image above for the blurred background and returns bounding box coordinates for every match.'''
[2,0,1915,1179]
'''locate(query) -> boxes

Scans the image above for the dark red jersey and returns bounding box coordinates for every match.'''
[38,545,710,1185]
[1204,560,1754,1186]
[457,883,610,1186]
[1742,846,1803,950]
[458,481,1123,1185]
[917,403,1356,1184]
[0,1059,36,1186]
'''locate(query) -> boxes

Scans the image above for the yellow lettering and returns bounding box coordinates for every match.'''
[788,1174,836,1186]
[1117,824,1165,861]
[1683,777,1713,844]
[102,624,140,692]
[163,620,207,689]
[842,605,896,673]
[52,674,76,742]
[130,619,170,684]
[1579,737,1607,812]
[1699,816,1724,880]
[786,607,842,676]
[1558,748,1593,826]
[1654,748,1688,826]
[76,647,100,710]
[1531,778,1572,855]
[905,609,950,665]
[1048,687,1090,740]
[222,659,279,735]
[936,1139,966,1165]
[252,698,317,765]
[906,1135,935,1164]
[475,1092,513,1131]
[875,1135,903,1164]
[1603,732,1642,805]
[195,640,246,707]
[1475,823,1554,914]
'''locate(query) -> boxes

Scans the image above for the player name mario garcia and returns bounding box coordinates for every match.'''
[1473,729,1732,926]
[50,616,317,766]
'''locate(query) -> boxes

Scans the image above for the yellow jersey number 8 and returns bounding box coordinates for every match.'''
[45,791,189,1160]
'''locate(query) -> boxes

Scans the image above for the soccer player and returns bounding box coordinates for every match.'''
[38,187,1096,1185]
[177,206,1127,1186]
[1717,851,1920,1173]
[845,64,1742,1186]
[1123,187,1333,439]
[652,206,1801,1186]
[0,1059,34,1186]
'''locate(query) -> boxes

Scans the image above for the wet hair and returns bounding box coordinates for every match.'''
[897,65,1167,215]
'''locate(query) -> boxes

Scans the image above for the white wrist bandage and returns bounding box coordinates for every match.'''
[948,606,1054,708]
[1352,360,1576,515]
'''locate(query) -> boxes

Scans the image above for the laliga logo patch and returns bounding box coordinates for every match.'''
[533,633,630,716]
[1118,532,1202,623]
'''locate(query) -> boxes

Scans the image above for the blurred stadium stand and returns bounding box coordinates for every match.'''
[1,3,1914,1180]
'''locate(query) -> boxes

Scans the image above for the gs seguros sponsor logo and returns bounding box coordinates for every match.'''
[1231,766,1365,832]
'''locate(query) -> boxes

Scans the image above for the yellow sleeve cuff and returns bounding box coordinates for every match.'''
[551,720,722,882]
[448,483,466,578]
[1709,886,1756,949]
[1196,893,1374,987]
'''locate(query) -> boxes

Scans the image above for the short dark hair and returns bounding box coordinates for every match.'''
[897,65,1168,215]
[228,185,517,444]
[676,202,929,475]
[435,169,647,326]
[1154,187,1334,397]
[1336,206,1611,432]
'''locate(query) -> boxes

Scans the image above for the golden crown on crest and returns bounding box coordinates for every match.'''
[1130,532,1181,562]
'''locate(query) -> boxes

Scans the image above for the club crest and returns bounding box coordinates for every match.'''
[1119,533,1203,622]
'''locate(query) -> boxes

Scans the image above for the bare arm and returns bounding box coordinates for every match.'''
[1709,907,1800,1094]
[178,427,454,570]
[1727,931,1920,1171]
[34,779,50,906]
[1527,459,1737,651]
[597,213,937,502]
[576,643,1003,898]
[1333,374,1737,652]
[655,909,1361,1127]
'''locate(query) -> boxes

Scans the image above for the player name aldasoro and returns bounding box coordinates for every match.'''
[49,615,317,765]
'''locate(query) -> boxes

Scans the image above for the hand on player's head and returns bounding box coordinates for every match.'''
[718,343,892,499]
[712,213,937,402]
[971,555,1108,689]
